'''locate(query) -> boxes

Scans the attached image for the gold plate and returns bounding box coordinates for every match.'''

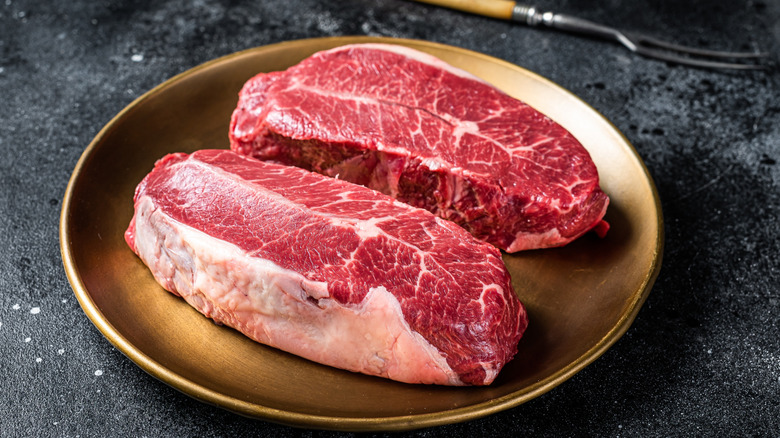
[60,36,662,431]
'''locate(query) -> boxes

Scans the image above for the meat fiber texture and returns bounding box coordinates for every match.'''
[229,43,610,253]
[125,149,528,386]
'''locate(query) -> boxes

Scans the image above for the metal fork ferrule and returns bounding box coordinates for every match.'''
[512,5,554,27]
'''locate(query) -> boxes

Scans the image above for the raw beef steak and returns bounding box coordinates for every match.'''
[229,43,609,252]
[125,149,527,386]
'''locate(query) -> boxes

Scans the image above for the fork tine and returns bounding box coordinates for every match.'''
[633,44,771,70]
[635,34,770,59]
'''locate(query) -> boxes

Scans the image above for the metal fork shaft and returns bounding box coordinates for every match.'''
[511,3,769,70]
[513,6,639,51]
[513,7,619,42]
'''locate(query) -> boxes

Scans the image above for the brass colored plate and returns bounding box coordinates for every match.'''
[60,36,662,431]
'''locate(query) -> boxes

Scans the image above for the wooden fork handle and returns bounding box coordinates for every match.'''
[410,0,517,21]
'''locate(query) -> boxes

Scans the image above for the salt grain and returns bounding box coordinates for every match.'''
[131,54,144,62]
[12,304,20,310]
[57,349,65,355]
[30,307,40,314]
[24,337,31,343]
[36,357,42,363]
[94,369,103,376]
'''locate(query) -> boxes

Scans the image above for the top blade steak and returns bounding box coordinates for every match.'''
[125,149,527,385]
[229,43,610,252]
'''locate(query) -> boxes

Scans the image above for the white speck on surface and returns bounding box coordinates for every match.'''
[61,299,67,304]
[36,357,42,363]
[57,349,65,355]
[94,369,103,376]
[315,12,340,33]
[131,53,144,62]
[24,337,31,343]
[12,304,20,310]
[708,349,713,354]
[30,307,40,314]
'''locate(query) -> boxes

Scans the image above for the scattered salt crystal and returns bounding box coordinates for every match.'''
[36,357,42,363]
[57,349,65,355]
[24,337,31,343]
[62,299,67,304]
[30,307,40,314]
[131,54,144,62]
[12,304,20,310]
[94,369,103,376]
[707,349,712,354]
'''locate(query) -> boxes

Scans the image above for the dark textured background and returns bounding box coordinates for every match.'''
[1,0,778,436]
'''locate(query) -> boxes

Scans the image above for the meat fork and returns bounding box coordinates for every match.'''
[411,0,771,70]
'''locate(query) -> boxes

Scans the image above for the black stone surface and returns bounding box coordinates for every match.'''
[1,0,778,436]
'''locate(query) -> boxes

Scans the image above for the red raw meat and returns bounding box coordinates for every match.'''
[230,43,609,252]
[125,149,527,385]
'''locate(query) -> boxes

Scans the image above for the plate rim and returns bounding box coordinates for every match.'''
[60,35,664,431]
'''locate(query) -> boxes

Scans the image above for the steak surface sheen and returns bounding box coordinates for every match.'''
[230,43,609,252]
[125,149,527,386]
